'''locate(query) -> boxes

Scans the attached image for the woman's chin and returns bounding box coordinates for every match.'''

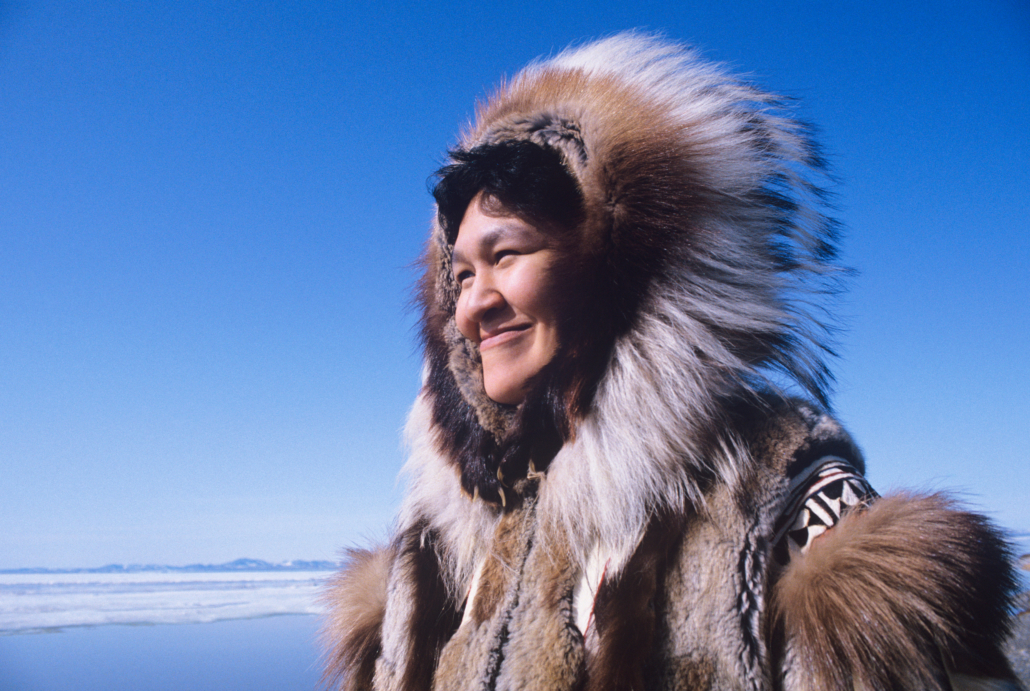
[483,380,527,406]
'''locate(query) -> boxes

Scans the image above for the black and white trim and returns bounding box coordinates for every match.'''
[772,456,878,566]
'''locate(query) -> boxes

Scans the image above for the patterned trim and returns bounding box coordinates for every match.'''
[772,456,878,566]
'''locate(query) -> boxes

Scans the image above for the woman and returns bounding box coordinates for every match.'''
[324,34,1020,691]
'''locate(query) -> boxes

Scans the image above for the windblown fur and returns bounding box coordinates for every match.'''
[418,31,843,524]
[415,30,847,581]
[772,493,1020,690]
[322,547,392,691]
[323,32,1022,691]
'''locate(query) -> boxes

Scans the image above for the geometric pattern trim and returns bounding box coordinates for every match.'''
[772,456,879,567]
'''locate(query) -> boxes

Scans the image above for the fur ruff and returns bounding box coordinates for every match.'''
[418,32,843,513]
[415,31,844,575]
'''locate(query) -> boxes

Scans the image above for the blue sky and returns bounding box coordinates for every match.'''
[1,1,1027,569]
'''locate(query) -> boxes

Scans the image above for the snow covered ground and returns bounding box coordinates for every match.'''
[0,571,331,633]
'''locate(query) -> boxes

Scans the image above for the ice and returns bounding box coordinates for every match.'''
[0,571,331,633]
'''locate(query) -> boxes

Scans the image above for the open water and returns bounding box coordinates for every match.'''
[0,615,322,691]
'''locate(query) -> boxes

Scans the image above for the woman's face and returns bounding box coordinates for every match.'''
[453,193,563,405]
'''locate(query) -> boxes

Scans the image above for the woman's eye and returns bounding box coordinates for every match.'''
[456,270,473,284]
[495,249,518,263]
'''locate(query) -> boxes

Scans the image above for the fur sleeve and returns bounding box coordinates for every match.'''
[771,492,1021,690]
[321,546,393,691]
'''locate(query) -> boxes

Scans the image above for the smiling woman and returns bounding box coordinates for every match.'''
[322,33,1021,691]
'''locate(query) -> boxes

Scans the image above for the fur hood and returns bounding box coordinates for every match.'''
[411,32,842,578]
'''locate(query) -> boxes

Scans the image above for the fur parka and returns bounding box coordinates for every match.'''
[323,33,1022,691]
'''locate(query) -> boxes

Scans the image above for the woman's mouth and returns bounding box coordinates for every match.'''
[479,324,531,350]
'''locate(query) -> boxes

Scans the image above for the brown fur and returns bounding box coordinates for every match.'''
[469,502,533,625]
[771,493,1019,690]
[396,526,465,691]
[586,513,685,691]
[321,547,393,691]
[664,655,718,690]
[492,525,585,691]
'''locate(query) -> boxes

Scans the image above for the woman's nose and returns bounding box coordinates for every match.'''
[458,274,505,339]
[465,274,505,321]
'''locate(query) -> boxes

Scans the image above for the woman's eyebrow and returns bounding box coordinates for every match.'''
[452,224,524,265]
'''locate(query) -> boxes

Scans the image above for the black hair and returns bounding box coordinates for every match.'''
[431,140,584,244]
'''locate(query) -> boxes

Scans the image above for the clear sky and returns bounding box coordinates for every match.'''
[1,1,1027,569]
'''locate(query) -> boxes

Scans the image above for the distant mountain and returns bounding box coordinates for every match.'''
[0,558,337,575]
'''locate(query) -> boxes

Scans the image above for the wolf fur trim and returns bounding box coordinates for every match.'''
[771,492,1021,690]
[322,547,392,691]
[418,31,844,509]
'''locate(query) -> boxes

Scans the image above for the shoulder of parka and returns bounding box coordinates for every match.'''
[321,547,392,691]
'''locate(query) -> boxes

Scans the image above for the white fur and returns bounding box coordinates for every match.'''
[538,293,751,573]
[398,396,501,594]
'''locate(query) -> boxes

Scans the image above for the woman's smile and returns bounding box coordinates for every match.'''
[479,324,531,350]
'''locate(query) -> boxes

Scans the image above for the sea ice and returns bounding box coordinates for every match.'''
[0,571,331,633]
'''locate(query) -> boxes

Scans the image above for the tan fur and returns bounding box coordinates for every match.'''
[492,522,586,691]
[322,547,393,691]
[433,490,541,691]
[469,502,531,625]
[772,493,1019,690]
